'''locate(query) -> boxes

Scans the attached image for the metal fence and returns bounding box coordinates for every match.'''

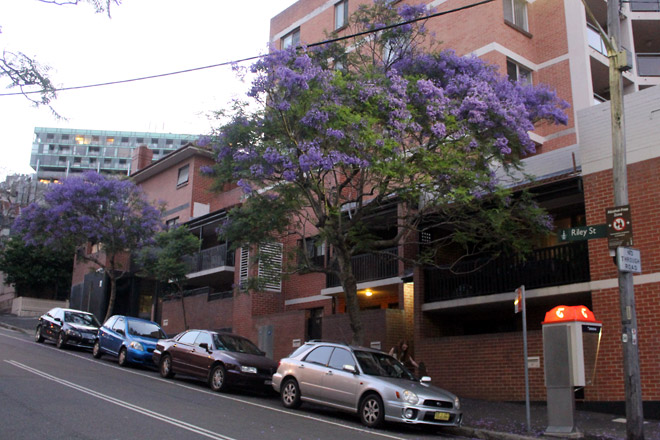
[183,243,234,274]
[326,247,399,288]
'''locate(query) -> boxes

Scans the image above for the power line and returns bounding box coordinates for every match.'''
[0,0,494,97]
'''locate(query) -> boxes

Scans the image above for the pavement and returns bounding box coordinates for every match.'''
[1,312,659,440]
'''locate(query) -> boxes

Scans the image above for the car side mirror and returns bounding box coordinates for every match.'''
[343,364,358,375]
[420,376,432,384]
[199,342,211,352]
[54,317,62,323]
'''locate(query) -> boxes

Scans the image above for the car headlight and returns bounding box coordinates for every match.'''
[402,390,419,405]
[454,396,461,410]
[129,341,144,351]
[66,329,81,338]
[240,366,257,374]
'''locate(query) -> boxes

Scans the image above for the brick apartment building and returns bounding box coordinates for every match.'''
[68,0,659,414]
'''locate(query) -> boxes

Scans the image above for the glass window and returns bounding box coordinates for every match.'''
[64,311,100,327]
[103,316,118,328]
[335,0,348,30]
[177,331,200,345]
[507,60,532,84]
[282,28,300,50]
[328,348,356,370]
[304,346,334,366]
[213,334,262,355]
[195,332,213,348]
[127,320,165,339]
[165,217,179,228]
[503,0,528,31]
[177,164,190,186]
[354,350,415,379]
[112,318,125,333]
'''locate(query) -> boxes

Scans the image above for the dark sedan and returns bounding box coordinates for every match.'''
[35,307,100,349]
[153,330,277,393]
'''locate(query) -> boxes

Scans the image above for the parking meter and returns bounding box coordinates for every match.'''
[542,305,602,436]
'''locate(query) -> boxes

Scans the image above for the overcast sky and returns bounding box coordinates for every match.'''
[0,0,298,180]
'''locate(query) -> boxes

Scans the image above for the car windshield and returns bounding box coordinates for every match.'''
[213,334,262,355]
[127,321,166,339]
[354,350,416,380]
[64,312,100,327]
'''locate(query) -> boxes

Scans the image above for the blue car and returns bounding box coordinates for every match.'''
[92,315,166,367]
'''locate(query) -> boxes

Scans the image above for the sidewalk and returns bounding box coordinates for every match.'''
[0,313,658,440]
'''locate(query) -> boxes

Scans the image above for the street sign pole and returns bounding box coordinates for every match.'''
[521,286,531,433]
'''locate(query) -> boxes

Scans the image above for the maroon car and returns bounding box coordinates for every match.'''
[152,329,277,393]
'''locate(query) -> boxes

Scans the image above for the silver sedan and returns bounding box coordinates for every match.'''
[272,341,462,429]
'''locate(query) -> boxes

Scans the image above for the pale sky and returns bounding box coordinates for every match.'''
[0,0,298,180]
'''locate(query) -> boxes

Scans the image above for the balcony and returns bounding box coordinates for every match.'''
[637,53,660,76]
[326,247,399,288]
[184,243,234,274]
[424,242,590,303]
[631,0,660,12]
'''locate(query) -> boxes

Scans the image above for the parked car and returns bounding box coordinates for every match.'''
[92,315,166,367]
[153,330,277,393]
[272,341,463,429]
[35,307,100,349]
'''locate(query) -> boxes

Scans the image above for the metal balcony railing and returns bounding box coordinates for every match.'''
[326,247,399,288]
[637,53,660,77]
[183,243,234,274]
[424,242,590,303]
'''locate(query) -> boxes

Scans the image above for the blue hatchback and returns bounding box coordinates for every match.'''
[92,315,166,367]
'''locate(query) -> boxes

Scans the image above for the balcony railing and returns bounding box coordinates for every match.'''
[631,0,660,11]
[327,247,399,288]
[424,242,590,303]
[637,53,660,77]
[183,243,234,274]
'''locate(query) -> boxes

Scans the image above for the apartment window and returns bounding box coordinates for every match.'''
[166,139,174,145]
[73,157,82,164]
[335,0,348,30]
[177,164,190,186]
[507,60,532,84]
[239,247,250,290]
[106,137,115,144]
[92,136,100,142]
[136,137,144,144]
[165,217,179,229]
[299,237,326,267]
[151,138,159,145]
[61,134,70,140]
[282,28,300,50]
[47,133,54,139]
[258,242,283,292]
[503,0,528,32]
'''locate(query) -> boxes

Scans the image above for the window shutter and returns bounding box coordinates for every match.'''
[239,247,249,289]
[259,242,283,292]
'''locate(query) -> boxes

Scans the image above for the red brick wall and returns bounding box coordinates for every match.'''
[161,293,234,335]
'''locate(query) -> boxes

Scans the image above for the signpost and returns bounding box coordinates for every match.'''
[606,205,633,249]
[557,224,607,242]
[617,247,642,274]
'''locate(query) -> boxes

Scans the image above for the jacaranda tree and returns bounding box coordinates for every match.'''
[14,171,162,322]
[204,0,568,344]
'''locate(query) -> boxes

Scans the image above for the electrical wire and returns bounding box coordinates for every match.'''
[0,0,494,97]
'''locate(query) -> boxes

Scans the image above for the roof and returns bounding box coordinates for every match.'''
[130,143,214,183]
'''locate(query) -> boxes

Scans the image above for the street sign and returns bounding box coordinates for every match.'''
[557,224,607,242]
[617,247,642,273]
[606,205,633,249]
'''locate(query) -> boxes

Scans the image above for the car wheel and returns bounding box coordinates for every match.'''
[55,332,67,349]
[118,347,129,367]
[360,393,384,428]
[92,340,103,359]
[208,364,227,392]
[281,378,302,409]
[159,354,175,379]
[35,326,44,343]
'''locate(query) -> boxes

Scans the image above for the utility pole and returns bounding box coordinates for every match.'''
[580,0,644,438]
[606,1,645,439]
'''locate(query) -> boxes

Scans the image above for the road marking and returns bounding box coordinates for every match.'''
[6,360,236,440]
[0,330,406,440]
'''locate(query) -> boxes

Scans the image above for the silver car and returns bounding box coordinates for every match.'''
[272,341,462,429]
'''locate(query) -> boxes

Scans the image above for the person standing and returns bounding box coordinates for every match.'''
[389,340,419,373]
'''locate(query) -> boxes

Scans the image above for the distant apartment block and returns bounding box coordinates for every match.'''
[30,127,197,182]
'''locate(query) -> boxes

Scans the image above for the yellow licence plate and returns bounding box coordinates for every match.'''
[434,412,450,421]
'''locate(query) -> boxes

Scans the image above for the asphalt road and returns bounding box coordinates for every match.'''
[0,327,461,440]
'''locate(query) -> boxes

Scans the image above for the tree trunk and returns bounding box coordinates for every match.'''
[336,250,363,346]
[104,271,116,323]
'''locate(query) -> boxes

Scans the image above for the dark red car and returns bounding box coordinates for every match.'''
[152,329,277,393]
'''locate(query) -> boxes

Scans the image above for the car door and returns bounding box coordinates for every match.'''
[97,316,117,353]
[42,309,59,340]
[322,348,361,409]
[105,317,126,356]
[169,331,199,374]
[189,332,214,378]
[298,345,334,402]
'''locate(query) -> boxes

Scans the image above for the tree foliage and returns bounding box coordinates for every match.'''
[135,226,200,330]
[13,171,162,321]
[204,0,568,344]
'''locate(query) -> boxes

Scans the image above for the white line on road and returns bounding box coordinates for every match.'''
[1,330,406,440]
[6,360,236,440]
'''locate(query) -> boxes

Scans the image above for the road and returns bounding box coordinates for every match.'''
[0,327,459,440]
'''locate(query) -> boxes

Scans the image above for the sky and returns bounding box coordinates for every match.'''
[0,0,298,180]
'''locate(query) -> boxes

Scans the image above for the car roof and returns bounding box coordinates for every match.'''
[303,340,384,354]
[59,308,94,315]
[110,315,159,324]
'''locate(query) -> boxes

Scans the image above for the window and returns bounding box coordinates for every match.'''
[177,164,190,186]
[47,133,54,139]
[304,346,334,366]
[335,0,348,30]
[507,60,532,84]
[195,332,213,348]
[136,137,144,143]
[281,28,300,50]
[503,0,528,32]
[165,217,179,228]
[166,139,174,145]
[258,242,283,292]
[299,237,326,267]
[239,247,250,290]
[177,331,199,345]
[328,348,356,370]
[112,318,125,333]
